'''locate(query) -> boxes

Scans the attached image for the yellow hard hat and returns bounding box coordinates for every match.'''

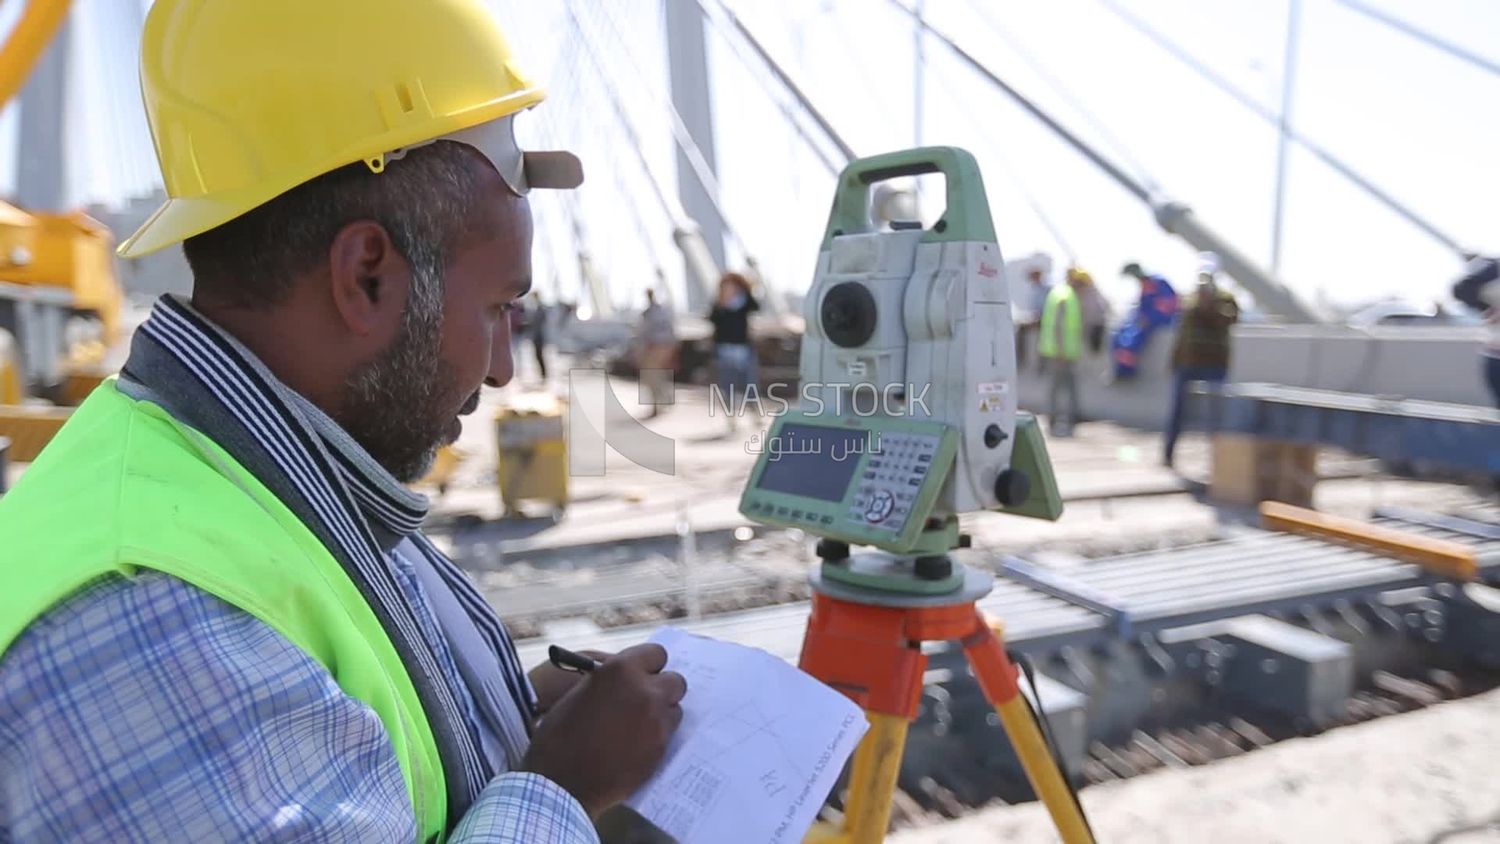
[121,0,582,258]
[1066,267,1093,285]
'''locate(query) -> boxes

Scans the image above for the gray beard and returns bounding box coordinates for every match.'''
[341,290,458,483]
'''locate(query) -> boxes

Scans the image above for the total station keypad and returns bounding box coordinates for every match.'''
[847,432,939,532]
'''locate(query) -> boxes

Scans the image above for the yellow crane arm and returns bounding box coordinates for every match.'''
[0,0,73,111]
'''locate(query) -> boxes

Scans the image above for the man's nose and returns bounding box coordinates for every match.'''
[485,323,514,388]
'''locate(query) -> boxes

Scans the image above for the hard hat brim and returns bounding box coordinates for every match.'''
[119,90,559,259]
[117,145,584,260]
[118,189,270,259]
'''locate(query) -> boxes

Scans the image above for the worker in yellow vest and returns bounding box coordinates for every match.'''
[1039,268,1088,436]
[0,2,685,841]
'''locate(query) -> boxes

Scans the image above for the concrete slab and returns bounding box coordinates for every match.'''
[1219,615,1355,728]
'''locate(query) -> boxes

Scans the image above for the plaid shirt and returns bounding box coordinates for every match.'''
[0,572,593,842]
[0,566,597,844]
[0,297,597,843]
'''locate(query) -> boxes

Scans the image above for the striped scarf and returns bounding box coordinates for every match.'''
[127,296,534,820]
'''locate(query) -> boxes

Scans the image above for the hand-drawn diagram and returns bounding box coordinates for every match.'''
[641,684,807,837]
[624,627,868,844]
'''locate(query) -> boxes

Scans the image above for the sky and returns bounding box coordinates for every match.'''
[1,0,1496,317]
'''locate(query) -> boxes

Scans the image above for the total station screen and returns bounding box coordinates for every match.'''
[753,423,869,503]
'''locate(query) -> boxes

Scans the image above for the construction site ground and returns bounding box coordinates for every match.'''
[421,372,1490,639]
[889,684,1500,843]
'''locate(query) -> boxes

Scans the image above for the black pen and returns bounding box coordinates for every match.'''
[548,644,601,674]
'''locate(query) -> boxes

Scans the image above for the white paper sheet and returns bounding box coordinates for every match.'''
[624,626,868,844]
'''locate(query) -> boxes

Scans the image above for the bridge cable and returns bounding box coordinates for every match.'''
[588,0,756,264]
[1095,0,1469,258]
[965,0,1162,195]
[886,0,1153,205]
[697,0,857,163]
[924,47,1080,263]
[1334,0,1500,81]
[686,0,844,175]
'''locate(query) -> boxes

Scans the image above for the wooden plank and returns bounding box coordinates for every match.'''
[1260,502,1478,581]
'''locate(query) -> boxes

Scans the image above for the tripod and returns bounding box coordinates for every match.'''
[797,556,1093,844]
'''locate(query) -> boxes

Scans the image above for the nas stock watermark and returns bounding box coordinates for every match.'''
[566,369,931,477]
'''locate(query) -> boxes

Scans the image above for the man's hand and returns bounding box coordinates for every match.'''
[528,650,611,715]
[520,643,686,818]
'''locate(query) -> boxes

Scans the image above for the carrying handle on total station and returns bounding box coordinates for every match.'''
[819,146,997,248]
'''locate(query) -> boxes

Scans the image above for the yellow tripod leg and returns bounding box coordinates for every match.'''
[994,696,1094,844]
[804,712,909,844]
[965,618,1095,844]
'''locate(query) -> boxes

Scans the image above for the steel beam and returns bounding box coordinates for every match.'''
[1375,506,1500,543]
[1198,382,1500,474]
[999,556,1134,637]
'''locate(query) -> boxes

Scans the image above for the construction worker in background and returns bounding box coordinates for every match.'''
[1452,253,1500,408]
[0,2,686,842]
[1072,268,1112,356]
[1163,253,1240,467]
[1015,265,1052,371]
[526,291,551,383]
[1039,268,1087,436]
[639,288,678,418]
[1112,261,1179,380]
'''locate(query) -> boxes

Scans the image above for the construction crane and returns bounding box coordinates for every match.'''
[0,0,125,461]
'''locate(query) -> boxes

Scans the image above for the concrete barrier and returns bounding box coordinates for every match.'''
[1017,323,1492,430]
[1230,324,1489,406]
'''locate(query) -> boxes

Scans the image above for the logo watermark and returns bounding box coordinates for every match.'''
[567,369,676,476]
[565,369,936,477]
[745,428,884,462]
[708,382,931,419]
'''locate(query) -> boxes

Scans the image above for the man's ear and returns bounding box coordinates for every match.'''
[327,220,411,337]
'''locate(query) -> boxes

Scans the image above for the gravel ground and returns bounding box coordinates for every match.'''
[891,685,1500,844]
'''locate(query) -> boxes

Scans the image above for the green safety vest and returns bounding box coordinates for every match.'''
[1038,284,1083,360]
[0,382,449,841]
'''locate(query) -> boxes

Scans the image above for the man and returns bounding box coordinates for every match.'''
[1452,253,1500,408]
[638,288,677,418]
[1016,266,1051,371]
[526,292,550,383]
[1112,261,1179,380]
[1039,269,1086,436]
[0,2,684,842]
[1072,268,1112,356]
[1163,257,1240,467]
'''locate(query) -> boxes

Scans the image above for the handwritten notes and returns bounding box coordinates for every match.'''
[625,627,868,844]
